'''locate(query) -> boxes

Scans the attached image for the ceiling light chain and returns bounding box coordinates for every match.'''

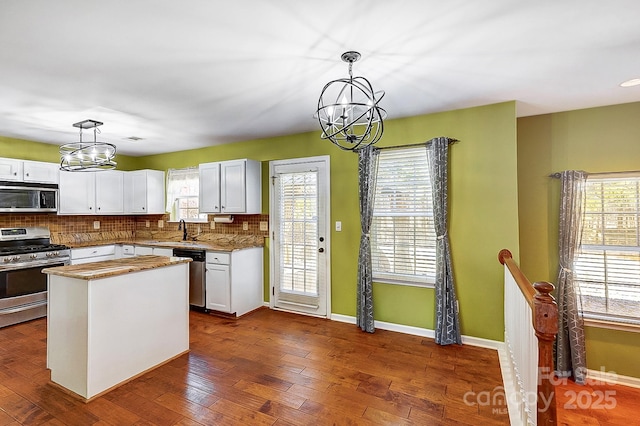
[59,119,117,171]
[315,51,387,151]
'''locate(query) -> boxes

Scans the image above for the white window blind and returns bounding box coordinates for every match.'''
[278,171,319,297]
[371,147,436,286]
[166,167,207,221]
[575,175,640,324]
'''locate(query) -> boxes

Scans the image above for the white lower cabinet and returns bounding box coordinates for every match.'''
[134,246,153,256]
[152,247,174,257]
[133,245,173,256]
[205,247,263,317]
[118,245,135,257]
[70,245,116,265]
[205,263,231,312]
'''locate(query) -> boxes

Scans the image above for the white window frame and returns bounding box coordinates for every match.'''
[166,167,207,223]
[371,147,436,287]
[575,173,640,328]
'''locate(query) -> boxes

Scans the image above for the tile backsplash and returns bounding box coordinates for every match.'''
[0,213,269,238]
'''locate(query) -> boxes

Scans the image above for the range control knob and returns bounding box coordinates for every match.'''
[30,254,38,259]
[3,258,10,263]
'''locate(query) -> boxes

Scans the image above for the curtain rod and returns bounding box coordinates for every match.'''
[549,170,640,178]
[369,137,459,152]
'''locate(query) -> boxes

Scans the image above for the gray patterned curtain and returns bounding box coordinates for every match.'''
[555,170,587,384]
[356,145,379,333]
[427,137,462,345]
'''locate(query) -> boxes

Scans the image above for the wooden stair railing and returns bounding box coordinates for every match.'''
[499,249,558,425]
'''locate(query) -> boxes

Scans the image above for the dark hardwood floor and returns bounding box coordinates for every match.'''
[0,308,636,425]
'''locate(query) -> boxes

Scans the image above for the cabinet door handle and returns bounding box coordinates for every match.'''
[89,206,92,210]
[318,248,324,253]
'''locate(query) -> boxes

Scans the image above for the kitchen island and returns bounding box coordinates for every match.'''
[42,255,191,402]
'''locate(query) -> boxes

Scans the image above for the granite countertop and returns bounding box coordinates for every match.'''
[55,232,264,252]
[130,240,258,251]
[42,255,192,280]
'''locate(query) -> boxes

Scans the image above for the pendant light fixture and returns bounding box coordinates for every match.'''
[315,51,386,151]
[60,119,117,171]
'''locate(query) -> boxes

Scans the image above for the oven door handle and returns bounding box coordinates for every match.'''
[0,299,47,315]
[0,259,69,272]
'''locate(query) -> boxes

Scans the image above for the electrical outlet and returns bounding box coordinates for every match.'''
[158,220,164,228]
[145,220,150,228]
[259,221,268,231]
[335,221,342,232]
[93,221,100,230]
[242,221,249,231]
[210,221,215,230]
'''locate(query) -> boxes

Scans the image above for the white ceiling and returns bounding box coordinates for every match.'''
[1,1,639,156]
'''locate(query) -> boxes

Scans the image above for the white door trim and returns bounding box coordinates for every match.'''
[269,155,331,319]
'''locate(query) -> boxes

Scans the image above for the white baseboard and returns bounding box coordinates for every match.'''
[587,368,640,389]
[330,313,356,325]
[330,313,502,350]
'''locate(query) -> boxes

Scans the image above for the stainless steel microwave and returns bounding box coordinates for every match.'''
[0,181,58,212]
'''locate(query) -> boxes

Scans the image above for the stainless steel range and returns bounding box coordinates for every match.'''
[0,227,70,328]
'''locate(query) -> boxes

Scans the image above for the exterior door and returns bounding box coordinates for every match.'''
[270,156,330,317]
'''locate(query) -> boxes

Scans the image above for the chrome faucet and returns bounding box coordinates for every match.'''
[178,219,187,241]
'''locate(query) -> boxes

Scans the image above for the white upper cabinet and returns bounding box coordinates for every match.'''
[0,158,58,184]
[59,169,164,216]
[0,158,24,181]
[199,162,221,213]
[124,170,165,214]
[23,160,59,184]
[95,170,124,214]
[58,172,96,214]
[200,159,261,214]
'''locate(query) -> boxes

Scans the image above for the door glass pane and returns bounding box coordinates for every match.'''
[278,171,318,296]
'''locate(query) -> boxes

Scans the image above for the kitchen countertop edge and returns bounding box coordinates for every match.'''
[43,255,192,280]
[64,239,264,251]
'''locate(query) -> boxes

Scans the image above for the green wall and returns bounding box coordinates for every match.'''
[517,101,640,379]
[0,136,140,170]
[0,102,520,342]
[137,101,520,341]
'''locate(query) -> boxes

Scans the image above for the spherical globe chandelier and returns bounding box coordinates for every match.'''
[315,51,387,151]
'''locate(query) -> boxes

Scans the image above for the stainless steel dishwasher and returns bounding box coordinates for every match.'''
[172,248,206,308]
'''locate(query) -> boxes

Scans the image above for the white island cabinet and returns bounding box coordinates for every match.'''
[44,256,190,401]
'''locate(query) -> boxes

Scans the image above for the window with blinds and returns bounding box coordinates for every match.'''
[575,175,640,324]
[371,147,436,286]
[166,168,207,222]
